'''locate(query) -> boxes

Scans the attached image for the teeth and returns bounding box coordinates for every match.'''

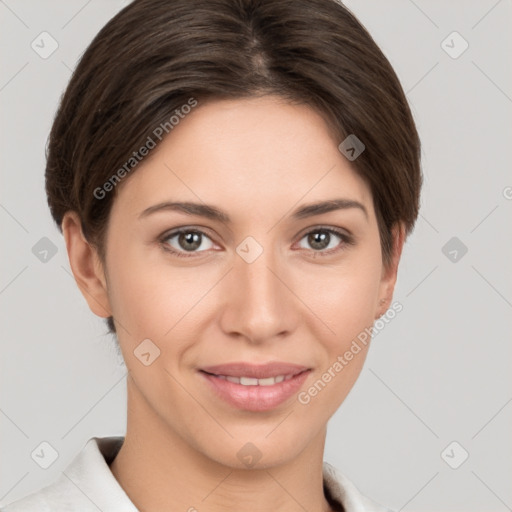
[215,374,293,386]
[257,377,277,386]
[240,377,259,386]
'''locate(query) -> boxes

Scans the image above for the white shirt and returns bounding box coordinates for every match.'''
[1,436,393,512]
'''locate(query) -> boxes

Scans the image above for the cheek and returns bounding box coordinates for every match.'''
[295,260,381,414]
[298,252,383,344]
[105,240,221,345]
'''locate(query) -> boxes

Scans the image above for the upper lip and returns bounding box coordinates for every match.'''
[200,362,311,379]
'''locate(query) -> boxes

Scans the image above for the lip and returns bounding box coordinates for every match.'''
[200,362,310,379]
[199,362,311,412]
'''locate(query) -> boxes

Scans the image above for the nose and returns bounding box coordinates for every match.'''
[218,240,299,344]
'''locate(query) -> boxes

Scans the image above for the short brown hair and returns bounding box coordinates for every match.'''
[46,0,422,335]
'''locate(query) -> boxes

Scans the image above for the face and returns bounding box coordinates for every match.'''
[69,95,402,469]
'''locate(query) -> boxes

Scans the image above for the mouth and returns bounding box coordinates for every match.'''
[200,373,300,386]
[198,362,312,411]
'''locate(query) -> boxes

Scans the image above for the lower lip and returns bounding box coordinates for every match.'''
[200,370,311,412]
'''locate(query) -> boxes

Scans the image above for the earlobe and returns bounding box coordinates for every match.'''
[61,211,112,319]
[376,223,406,318]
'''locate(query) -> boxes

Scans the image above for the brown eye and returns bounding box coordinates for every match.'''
[161,229,214,257]
[307,231,331,250]
[177,232,202,251]
[297,227,353,255]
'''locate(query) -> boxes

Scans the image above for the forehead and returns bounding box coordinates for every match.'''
[112,96,373,219]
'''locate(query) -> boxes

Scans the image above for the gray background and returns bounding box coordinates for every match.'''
[1,0,511,510]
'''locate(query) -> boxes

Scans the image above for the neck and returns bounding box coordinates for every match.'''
[109,374,334,512]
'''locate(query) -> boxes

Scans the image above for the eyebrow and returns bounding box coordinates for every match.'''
[138,198,368,223]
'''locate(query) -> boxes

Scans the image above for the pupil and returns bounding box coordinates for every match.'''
[180,232,201,251]
[309,231,329,250]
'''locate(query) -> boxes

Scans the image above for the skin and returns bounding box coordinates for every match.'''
[62,95,405,512]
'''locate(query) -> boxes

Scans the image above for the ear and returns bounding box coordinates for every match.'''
[61,211,112,319]
[375,222,406,319]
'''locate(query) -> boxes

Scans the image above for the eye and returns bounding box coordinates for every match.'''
[296,227,354,256]
[160,228,215,257]
[159,226,354,259]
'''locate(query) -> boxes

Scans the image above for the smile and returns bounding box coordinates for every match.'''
[203,373,299,386]
[198,363,312,412]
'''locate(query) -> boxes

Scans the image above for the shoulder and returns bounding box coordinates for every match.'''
[0,472,92,512]
[323,461,395,512]
[1,436,135,512]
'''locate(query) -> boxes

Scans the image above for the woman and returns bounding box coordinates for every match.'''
[2,0,421,511]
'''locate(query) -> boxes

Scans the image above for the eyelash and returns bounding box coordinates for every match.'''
[159,226,355,259]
